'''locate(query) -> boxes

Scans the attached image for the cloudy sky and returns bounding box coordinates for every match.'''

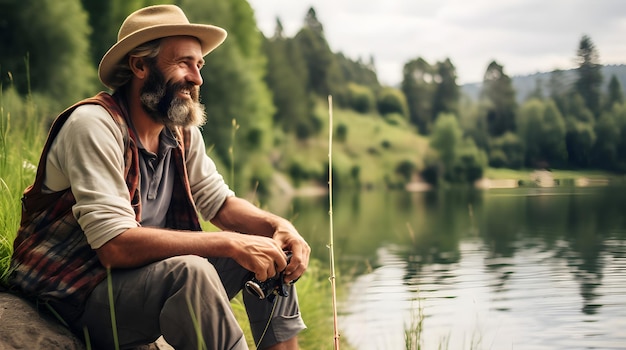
[247,0,626,86]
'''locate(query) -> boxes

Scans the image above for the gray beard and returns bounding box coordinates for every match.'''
[140,90,206,128]
[139,67,206,128]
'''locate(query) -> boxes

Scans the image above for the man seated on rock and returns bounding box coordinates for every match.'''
[7,5,309,350]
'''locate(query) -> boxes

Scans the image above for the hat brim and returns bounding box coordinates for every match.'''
[98,24,227,89]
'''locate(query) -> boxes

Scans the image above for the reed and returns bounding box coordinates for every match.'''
[404,299,425,350]
[327,95,341,349]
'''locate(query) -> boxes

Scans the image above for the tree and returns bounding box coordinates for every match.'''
[377,87,408,118]
[428,114,486,184]
[0,0,97,106]
[517,99,567,168]
[432,58,459,121]
[548,69,570,115]
[604,74,624,111]
[346,83,375,114]
[294,8,343,100]
[262,19,312,136]
[574,35,603,118]
[489,132,524,169]
[565,120,596,168]
[430,114,462,169]
[541,100,568,166]
[335,53,380,92]
[592,111,621,169]
[401,58,435,134]
[481,61,517,137]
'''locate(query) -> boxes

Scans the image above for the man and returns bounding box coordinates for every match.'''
[8,5,309,350]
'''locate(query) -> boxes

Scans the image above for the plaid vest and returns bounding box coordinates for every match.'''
[8,92,202,311]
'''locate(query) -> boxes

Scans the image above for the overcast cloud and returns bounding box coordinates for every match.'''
[247,0,626,85]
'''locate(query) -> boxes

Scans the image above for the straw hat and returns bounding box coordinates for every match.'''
[98,4,227,88]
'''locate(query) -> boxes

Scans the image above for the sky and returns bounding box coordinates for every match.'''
[247,0,626,86]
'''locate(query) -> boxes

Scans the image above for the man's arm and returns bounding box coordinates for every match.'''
[95,224,292,282]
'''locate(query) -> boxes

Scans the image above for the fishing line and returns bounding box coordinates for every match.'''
[254,294,279,349]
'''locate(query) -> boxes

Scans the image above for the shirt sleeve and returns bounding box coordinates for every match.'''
[185,127,235,221]
[45,104,139,249]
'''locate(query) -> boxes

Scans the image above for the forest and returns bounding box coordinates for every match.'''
[1,0,625,196]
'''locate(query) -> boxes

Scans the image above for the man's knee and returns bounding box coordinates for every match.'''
[160,255,222,292]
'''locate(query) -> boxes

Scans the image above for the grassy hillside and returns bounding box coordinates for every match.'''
[274,100,430,191]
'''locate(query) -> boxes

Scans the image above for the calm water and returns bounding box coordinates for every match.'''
[274,185,626,350]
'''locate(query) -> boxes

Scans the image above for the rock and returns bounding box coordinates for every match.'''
[0,292,173,350]
[0,292,85,349]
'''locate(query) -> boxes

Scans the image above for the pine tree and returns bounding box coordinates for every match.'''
[604,74,624,111]
[294,8,343,100]
[481,61,517,136]
[574,35,603,118]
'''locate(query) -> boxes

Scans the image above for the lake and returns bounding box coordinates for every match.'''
[275,185,626,350]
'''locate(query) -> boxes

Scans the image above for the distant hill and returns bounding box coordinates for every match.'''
[461,64,626,103]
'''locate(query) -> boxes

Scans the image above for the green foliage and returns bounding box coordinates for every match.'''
[395,160,417,183]
[346,83,375,114]
[401,57,459,135]
[0,0,98,107]
[481,61,517,137]
[430,113,462,167]
[517,99,567,167]
[574,35,603,117]
[335,53,380,92]
[377,86,408,117]
[427,114,487,184]
[604,74,624,111]
[402,58,436,134]
[592,112,621,169]
[262,28,312,135]
[565,119,596,167]
[295,8,344,100]
[432,58,460,120]
[335,123,348,143]
[489,132,524,169]
[448,138,487,183]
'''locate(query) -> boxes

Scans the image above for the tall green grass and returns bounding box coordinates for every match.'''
[0,85,48,282]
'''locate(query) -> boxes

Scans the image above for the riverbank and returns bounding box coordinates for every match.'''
[403,168,624,192]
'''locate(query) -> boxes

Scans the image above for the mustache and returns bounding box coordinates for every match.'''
[159,81,198,108]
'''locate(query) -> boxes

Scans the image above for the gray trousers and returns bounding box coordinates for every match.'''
[66,255,305,350]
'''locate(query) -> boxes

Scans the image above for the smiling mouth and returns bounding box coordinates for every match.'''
[179,88,192,99]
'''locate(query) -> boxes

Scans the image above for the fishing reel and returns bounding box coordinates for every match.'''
[245,252,295,302]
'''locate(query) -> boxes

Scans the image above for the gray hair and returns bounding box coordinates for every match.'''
[108,39,162,90]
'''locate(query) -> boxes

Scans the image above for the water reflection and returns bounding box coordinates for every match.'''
[277,186,626,350]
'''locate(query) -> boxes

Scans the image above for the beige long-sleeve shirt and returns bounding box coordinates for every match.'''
[44,104,234,249]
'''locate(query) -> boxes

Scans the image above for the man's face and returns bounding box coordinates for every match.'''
[139,36,206,128]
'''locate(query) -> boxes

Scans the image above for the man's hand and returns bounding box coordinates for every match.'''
[228,233,288,282]
[273,225,311,284]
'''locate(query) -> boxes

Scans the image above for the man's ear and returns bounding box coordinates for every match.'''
[129,56,147,79]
